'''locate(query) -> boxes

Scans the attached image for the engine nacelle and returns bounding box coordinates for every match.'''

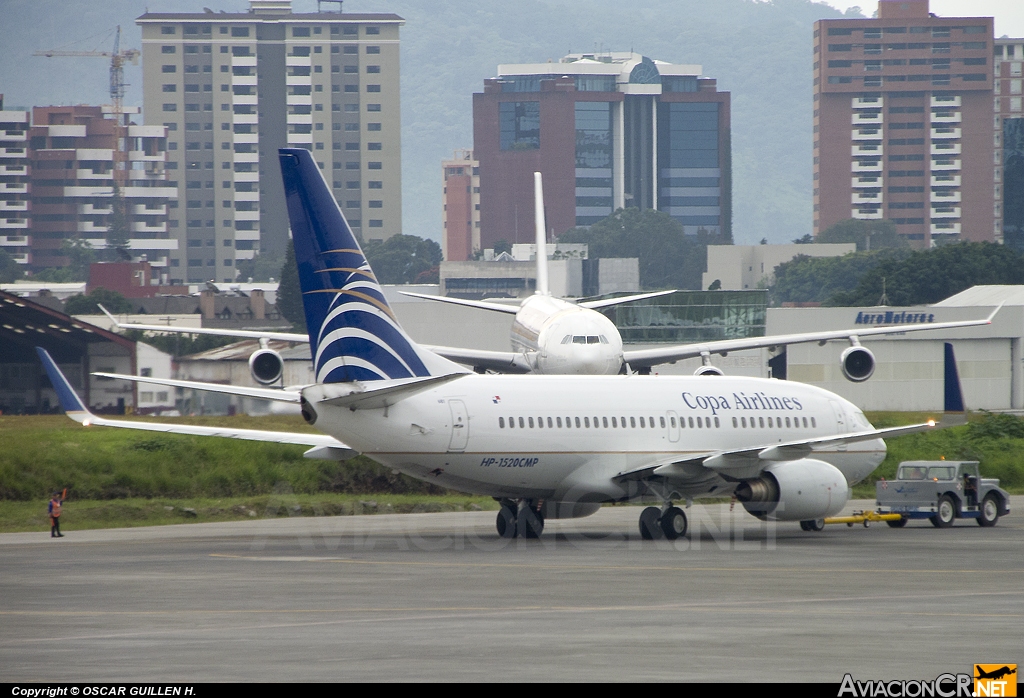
[693,365,725,377]
[840,345,875,382]
[734,459,850,521]
[249,348,284,385]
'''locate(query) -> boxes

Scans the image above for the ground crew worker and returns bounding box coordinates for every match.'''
[48,489,66,538]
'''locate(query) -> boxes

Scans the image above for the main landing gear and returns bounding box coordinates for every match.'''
[638,504,688,541]
[495,499,545,539]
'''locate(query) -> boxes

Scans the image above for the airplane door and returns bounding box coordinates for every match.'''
[448,399,469,452]
[666,410,680,443]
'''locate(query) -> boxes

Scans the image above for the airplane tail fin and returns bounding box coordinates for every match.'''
[35,347,93,423]
[534,171,549,296]
[941,342,967,426]
[278,147,465,383]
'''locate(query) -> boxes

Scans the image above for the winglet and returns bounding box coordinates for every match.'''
[985,301,1004,324]
[943,342,965,415]
[35,347,93,423]
[97,303,120,327]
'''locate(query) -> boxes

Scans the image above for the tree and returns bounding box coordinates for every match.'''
[63,288,133,315]
[492,239,512,256]
[362,234,442,285]
[276,240,305,333]
[0,249,22,283]
[817,218,906,252]
[770,249,906,306]
[235,250,286,283]
[558,207,728,290]
[792,234,814,244]
[105,183,132,262]
[828,242,1024,306]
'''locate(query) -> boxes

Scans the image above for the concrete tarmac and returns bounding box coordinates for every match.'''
[1,500,1021,682]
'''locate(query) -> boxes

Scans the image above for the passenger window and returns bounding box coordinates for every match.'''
[649,416,654,427]
[741,417,747,428]
[547,417,553,428]
[811,417,816,428]
[612,416,618,428]
[660,417,666,428]
[802,417,808,428]
[519,417,525,428]
[537,416,543,428]
[584,417,590,428]
[767,417,773,428]
[509,417,515,429]
[639,417,646,428]
[672,417,678,428]
[688,417,694,428]
[696,416,702,428]
[499,417,505,428]
[593,416,599,427]
[732,417,737,428]
[528,417,534,428]
[785,417,791,428]
[575,417,581,428]
[557,417,563,428]
[631,417,637,428]
[603,417,609,428]
[714,417,720,428]
[759,417,765,428]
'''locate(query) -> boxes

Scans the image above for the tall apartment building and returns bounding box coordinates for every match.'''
[28,105,175,271]
[813,0,994,246]
[995,37,1024,247]
[137,0,403,284]
[0,96,30,266]
[473,52,731,249]
[441,149,480,261]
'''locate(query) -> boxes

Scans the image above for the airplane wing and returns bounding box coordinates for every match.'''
[397,292,521,315]
[35,348,355,459]
[419,345,534,374]
[622,305,1001,370]
[615,416,956,483]
[97,304,309,342]
[577,290,677,310]
[91,372,302,403]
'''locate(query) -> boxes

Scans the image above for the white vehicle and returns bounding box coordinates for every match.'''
[40,147,972,541]
[100,170,994,381]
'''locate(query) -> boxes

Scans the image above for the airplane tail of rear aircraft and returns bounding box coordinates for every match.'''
[279,147,466,383]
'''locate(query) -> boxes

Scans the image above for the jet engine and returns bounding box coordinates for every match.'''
[840,345,875,382]
[694,365,725,377]
[734,459,850,521]
[249,348,284,385]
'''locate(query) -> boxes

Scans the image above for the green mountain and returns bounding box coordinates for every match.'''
[0,0,858,245]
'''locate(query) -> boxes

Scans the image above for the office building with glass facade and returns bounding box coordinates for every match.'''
[995,37,1024,248]
[137,0,403,284]
[472,52,731,250]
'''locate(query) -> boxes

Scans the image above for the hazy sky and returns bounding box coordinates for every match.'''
[824,0,1024,37]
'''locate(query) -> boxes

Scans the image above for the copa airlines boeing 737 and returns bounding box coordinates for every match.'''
[39,148,976,541]
[99,169,993,382]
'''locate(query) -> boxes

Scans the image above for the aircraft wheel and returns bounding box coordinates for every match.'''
[977,494,1000,527]
[660,507,687,540]
[496,506,517,538]
[886,516,908,528]
[517,503,544,539]
[638,506,663,540]
[802,519,825,532]
[930,495,956,528]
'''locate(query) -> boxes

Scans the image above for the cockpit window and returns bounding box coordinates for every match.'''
[572,336,586,344]
[561,335,572,344]
[599,335,609,344]
[587,336,599,344]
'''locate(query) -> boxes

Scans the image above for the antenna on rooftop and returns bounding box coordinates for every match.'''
[878,277,889,307]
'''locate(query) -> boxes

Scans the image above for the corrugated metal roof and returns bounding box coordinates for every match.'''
[932,285,1024,307]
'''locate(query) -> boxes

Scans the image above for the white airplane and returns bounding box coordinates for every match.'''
[98,170,994,382]
[39,147,976,541]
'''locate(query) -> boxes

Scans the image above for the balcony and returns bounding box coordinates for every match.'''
[0,182,27,193]
[852,160,883,173]
[931,190,962,203]
[930,112,961,124]
[127,125,166,138]
[0,200,29,212]
[0,219,29,229]
[287,113,313,124]
[234,210,260,221]
[931,159,961,172]
[234,249,256,261]
[852,208,883,220]
[930,207,961,218]
[78,203,111,215]
[286,94,313,106]
[285,75,312,87]
[931,95,961,108]
[127,239,179,251]
[286,133,313,145]
[48,124,86,138]
[852,144,882,156]
[76,169,110,180]
[931,143,961,156]
[132,204,166,216]
[232,94,258,106]
[233,171,259,182]
[233,229,260,241]
[234,152,259,163]
[852,96,883,109]
[852,113,883,125]
[234,190,259,202]
[233,133,259,145]
[232,113,258,125]
[931,127,961,139]
[0,165,27,176]
[0,147,27,157]
[232,56,257,68]
[286,55,312,67]
[231,75,258,87]
[852,192,883,204]
[128,150,166,162]
[76,148,115,161]
[0,234,29,245]
[131,221,168,233]
[852,128,883,140]
[78,221,109,234]
[931,174,960,187]
[852,176,882,188]
[931,222,961,234]
[1,129,27,141]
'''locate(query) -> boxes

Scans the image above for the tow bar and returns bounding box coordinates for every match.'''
[824,510,904,528]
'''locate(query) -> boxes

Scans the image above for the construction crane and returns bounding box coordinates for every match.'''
[34,25,140,188]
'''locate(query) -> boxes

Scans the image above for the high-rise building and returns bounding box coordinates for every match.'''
[813,0,994,246]
[136,0,403,284]
[442,149,479,261]
[0,95,30,267]
[27,105,175,271]
[473,52,731,249]
[995,37,1024,247]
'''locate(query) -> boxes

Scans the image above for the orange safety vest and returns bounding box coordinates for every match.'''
[50,499,62,518]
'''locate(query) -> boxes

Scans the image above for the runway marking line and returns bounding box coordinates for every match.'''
[208,552,1024,576]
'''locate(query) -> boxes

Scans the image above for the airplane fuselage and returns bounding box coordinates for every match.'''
[510,295,624,375]
[302,374,885,503]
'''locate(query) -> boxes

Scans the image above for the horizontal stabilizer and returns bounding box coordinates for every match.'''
[92,372,302,404]
[307,372,467,410]
[398,291,521,315]
[578,290,677,310]
[421,345,534,374]
[98,305,308,343]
